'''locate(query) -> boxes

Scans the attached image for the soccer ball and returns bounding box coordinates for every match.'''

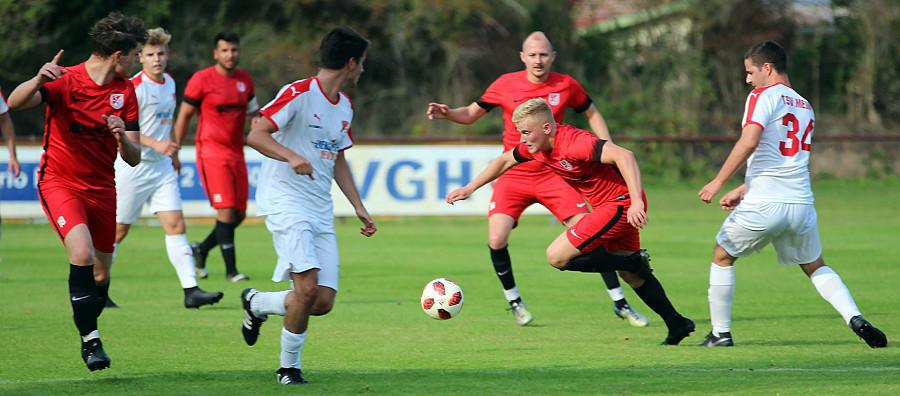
[420,278,464,320]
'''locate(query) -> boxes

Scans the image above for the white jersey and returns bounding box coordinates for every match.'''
[741,82,815,204]
[129,71,177,164]
[255,77,354,220]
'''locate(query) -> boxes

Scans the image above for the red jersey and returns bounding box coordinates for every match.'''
[513,125,629,208]
[183,66,256,160]
[38,62,139,192]
[477,71,592,176]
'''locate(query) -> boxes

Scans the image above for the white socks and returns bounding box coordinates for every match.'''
[280,327,306,369]
[607,287,625,302]
[252,290,290,317]
[708,263,735,335]
[503,287,521,303]
[810,266,861,324]
[82,329,100,343]
[165,234,198,289]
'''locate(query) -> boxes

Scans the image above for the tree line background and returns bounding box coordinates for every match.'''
[1,0,897,148]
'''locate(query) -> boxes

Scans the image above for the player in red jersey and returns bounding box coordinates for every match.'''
[7,12,146,371]
[427,32,648,327]
[447,98,695,345]
[174,32,259,282]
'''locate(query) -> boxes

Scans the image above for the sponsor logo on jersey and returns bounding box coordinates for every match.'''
[548,93,560,106]
[288,85,302,97]
[313,139,340,152]
[576,202,586,208]
[236,81,247,93]
[57,216,67,227]
[559,159,573,170]
[110,93,125,109]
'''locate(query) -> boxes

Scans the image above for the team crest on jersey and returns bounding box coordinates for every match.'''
[548,93,560,106]
[110,93,125,109]
[559,159,573,170]
[340,120,350,135]
[236,81,247,93]
[57,216,67,227]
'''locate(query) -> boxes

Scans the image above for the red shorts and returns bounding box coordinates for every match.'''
[38,181,116,253]
[488,171,587,223]
[566,197,648,254]
[197,158,248,211]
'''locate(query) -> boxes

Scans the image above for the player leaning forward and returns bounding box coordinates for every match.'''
[113,27,223,309]
[697,41,887,348]
[448,98,695,345]
[7,12,145,371]
[240,27,376,384]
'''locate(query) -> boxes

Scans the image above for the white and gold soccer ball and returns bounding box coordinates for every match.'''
[420,278,464,320]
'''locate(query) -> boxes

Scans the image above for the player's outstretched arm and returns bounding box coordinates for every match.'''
[446,150,519,204]
[334,152,376,237]
[698,124,762,203]
[247,116,314,179]
[8,50,66,110]
[599,142,647,229]
[0,113,20,177]
[582,103,612,142]
[426,102,487,125]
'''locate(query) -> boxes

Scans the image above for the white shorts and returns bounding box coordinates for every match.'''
[264,213,339,291]
[716,201,822,265]
[115,160,183,224]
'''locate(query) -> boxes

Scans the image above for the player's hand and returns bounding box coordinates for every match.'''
[287,154,314,180]
[37,50,67,85]
[152,139,180,156]
[445,187,472,204]
[171,152,181,174]
[719,187,743,211]
[626,199,648,229]
[698,179,724,203]
[426,102,449,120]
[103,114,126,139]
[7,157,21,178]
[356,208,377,237]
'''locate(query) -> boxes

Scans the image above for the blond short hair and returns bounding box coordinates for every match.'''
[512,98,553,124]
[146,27,171,47]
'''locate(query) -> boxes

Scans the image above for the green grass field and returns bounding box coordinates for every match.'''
[1,180,898,395]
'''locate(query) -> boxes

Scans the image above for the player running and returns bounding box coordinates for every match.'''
[173,31,258,282]
[447,98,695,345]
[6,12,146,370]
[697,41,887,348]
[427,32,648,327]
[112,27,223,309]
[240,27,376,385]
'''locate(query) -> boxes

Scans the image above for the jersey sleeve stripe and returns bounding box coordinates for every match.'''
[183,96,200,106]
[743,120,765,130]
[261,113,281,132]
[744,91,762,127]
[592,139,607,162]
[512,144,532,163]
[260,79,312,121]
[475,99,497,111]
[573,96,593,113]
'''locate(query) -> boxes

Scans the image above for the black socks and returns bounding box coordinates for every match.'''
[562,249,643,273]
[633,275,682,328]
[213,221,238,275]
[489,245,516,291]
[600,270,622,291]
[69,264,99,337]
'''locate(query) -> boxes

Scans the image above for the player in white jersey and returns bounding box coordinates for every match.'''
[697,41,886,348]
[241,27,375,385]
[113,27,223,309]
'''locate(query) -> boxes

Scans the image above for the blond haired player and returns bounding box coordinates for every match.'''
[113,27,223,309]
[697,41,887,348]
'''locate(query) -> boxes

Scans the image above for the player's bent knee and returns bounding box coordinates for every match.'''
[488,234,509,250]
[68,247,94,266]
[546,251,568,269]
[311,300,334,316]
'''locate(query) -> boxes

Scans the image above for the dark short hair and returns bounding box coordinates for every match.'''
[744,40,788,73]
[89,12,147,57]
[319,27,369,69]
[214,31,240,48]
